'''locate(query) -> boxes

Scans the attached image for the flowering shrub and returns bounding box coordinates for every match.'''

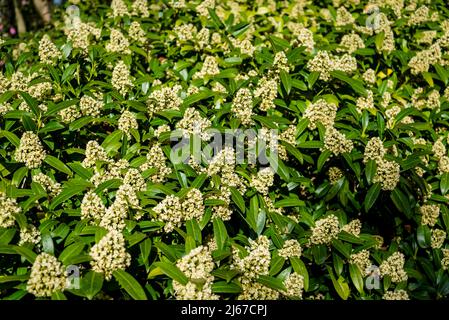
[1,0,449,300]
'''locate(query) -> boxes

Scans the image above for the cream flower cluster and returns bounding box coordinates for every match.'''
[307,50,357,81]
[420,204,440,227]
[342,219,362,236]
[27,253,67,297]
[373,159,400,191]
[14,132,46,169]
[231,88,254,126]
[89,229,131,280]
[118,110,139,139]
[82,140,110,168]
[232,235,271,279]
[379,252,408,283]
[193,56,220,79]
[79,94,104,118]
[110,0,129,18]
[349,249,371,276]
[363,137,385,163]
[328,167,344,184]
[176,108,212,140]
[282,273,305,299]
[106,29,131,54]
[323,126,354,156]
[19,225,41,246]
[278,239,302,259]
[310,214,340,245]
[140,143,172,183]
[81,191,106,222]
[38,35,61,64]
[0,192,21,228]
[112,61,134,96]
[303,99,337,130]
[250,167,274,195]
[383,290,409,300]
[147,85,182,115]
[153,188,204,232]
[33,173,62,197]
[173,246,218,300]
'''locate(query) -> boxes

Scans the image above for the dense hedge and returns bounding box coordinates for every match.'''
[1,0,449,300]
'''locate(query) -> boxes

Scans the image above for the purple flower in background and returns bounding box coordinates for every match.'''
[9,26,16,35]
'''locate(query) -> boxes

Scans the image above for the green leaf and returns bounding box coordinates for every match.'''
[365,160,377,184]
[297,140,323,149]
[81,271,104,300]
[257,275,286,291]
[390,188,412,219]
[0,244,16,254]
[269,255,285,276]
[280,70,292,95]
[441,173,449,195]
[101,130,123,153]
[422,72,434,87]
[112,270,147,300]
[13,246,37,263]
[154,241,178,262]
[435,64,449,85]
[49,185,87,210]
[269,35,291,51]
[256,209,266,235]
[349,263,365,294]
[248,195,259,231]
[62,63,78,83]
[94,179,122,194]
[364,183,381,212]
[0,130,20,147]
[22,115,36,131]
[307,72,320,88]
[0,274,29,283]
[331,239,350,259]
[191,174,208,189]
[229,186,245,213]
[19,92,39,115]
[139,238,152,268]
[290,257,309,291]
[269,154,290,182]
[317,150,331,171]
[44,155,72,175]
[182,90,213,107]
[282,142,303,164]
[41,233,55,254]
[69,117,94,131]
[330,70,367,96]
[153,261,189,285]
[68,162,93,180]
[51,291,67,300]
[184,235,196,253]
[312,245,328,265]
[213,218,228,251]
[59,242,85,265]
[207,8,224,29]
[211,268,240,282]
[211,281,242,294]
[442,205,449,233]
[0,229,16,244]
[274,198,305,208]
[12,167,28,187]
[417,225,431,248]
[327,266,350,300]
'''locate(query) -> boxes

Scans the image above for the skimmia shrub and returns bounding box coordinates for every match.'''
[1,0,449,300]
